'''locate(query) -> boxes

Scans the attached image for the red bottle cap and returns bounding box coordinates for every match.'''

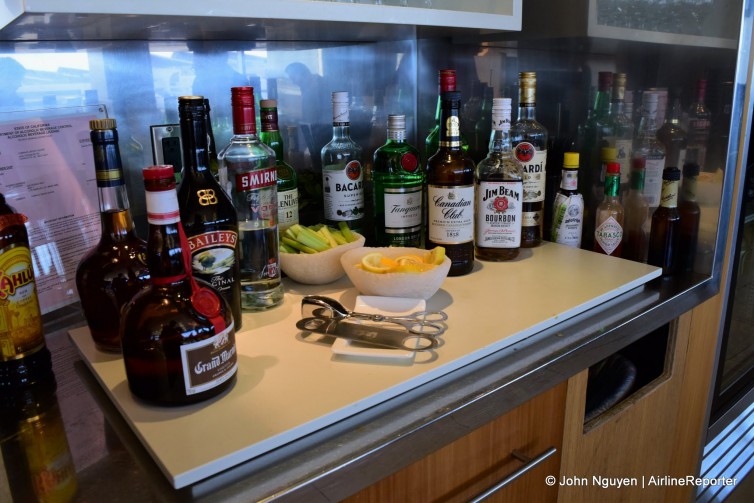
[231,86,256,135]
[439,69,456,93]
[606,162,621,174]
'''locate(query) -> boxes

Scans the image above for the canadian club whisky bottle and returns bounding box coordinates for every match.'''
[75,118,150,352]
[426,91,475,276]
[260,99,299,232]
[0,194,52,390]
[474,98,523,260]
[121,165,238,406]
[550,152,584,248]
[372,114,423,247]
[219,87,284,311]
[321,91,365,231]
[648,167,682,276]
[594,162,624,256]
[177,96,243,326]
[511,72,548,248]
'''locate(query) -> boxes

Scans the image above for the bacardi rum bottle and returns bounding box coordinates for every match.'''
[372,114,423,247]
[260,99,299,232]
[321,91,365,232]
[426,91,475,276]
[475,98,523,260]
[511,72,548,248]
[219,87,283,311]
[76,118,150,352]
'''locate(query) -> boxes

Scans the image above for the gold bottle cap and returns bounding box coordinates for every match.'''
[519,72,536,106]
[563,152,579,168]
[89,118,116,130]
[601,146,617,161]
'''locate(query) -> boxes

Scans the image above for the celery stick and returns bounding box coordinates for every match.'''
[331,230,347,245]
[338,221,356,242]
[279,243,297,254]
[296,227,331,251]
[282,237,318,254]
[317,226,339,248]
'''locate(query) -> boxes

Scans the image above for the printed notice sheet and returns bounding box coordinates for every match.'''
[0,106,106,313]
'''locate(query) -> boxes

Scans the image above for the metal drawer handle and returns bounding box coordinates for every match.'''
[468,446,557,503]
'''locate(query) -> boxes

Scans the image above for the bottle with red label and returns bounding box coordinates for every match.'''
[371,114,423,247]
[218,87,283,310]
[594,162,625,257]
[121,165,238,406]
[176,96,243,325]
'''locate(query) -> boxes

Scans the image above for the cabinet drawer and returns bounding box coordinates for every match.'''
[346,381,566,503]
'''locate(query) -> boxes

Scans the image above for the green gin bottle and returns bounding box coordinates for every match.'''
[260,99,299,232]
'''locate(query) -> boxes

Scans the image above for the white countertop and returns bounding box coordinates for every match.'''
[69,242,660,489]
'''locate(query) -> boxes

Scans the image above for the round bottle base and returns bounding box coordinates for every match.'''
[241,284,285,312]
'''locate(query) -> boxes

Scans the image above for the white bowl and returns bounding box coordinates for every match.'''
[340,247,451,299]
[280,233,365,285]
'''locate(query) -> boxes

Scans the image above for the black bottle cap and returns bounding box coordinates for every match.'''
[662,166,681,181]
[683,162,700,178]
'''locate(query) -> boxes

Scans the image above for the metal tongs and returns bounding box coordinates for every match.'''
[296,295,448,352]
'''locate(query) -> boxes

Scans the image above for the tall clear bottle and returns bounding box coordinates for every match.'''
[75,118,150,352]
[594,162,624,257]
[475,98,523,260]
[219,87,284,311]
[121,165,237,406]
[577,71,614,250]
[648,167,682,276]
[177,96,244,326]
[426,91,475,276]
[608,73,633,191]
[321,91,365,232]
[511,72,548,248]
[371,114,423,247]
[259,99,299,233]
[686,79,712,172]
[657,90,688,170]
[550,152,584,248]
[631,91,666,209]
[622,158,650,262]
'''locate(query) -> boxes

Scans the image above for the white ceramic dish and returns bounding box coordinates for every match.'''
[340,247,451,299]
[331,296,427,363]
[280,232,365,285]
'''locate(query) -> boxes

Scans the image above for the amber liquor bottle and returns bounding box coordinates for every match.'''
[511,72,548,248]
[475,97,523,260]
[75,118,150,352]
[121,165,237,406]
[177,96,243,327]
[426,91,475,276]
[594,162,624,256]
[679,162,701,271]
[648,167,682,276]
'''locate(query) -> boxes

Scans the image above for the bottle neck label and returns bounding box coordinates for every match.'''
[560,169,578,191]
[93,144,125,188]
[439,113,461,148]
[659,179,679,208]
[333,102,350,125]
[146,190,180,225]
[260,108,279,133]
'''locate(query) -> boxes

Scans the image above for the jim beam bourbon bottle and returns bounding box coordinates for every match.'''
[75,118,150,352]
[426,91,475,276]
[511,72,548,248]
[177,96,243,327]
[121,165,237,406]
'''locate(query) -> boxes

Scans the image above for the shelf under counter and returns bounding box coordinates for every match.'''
[68,242,659,492]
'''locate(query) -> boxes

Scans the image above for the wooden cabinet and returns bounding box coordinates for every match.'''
[346,381,567,503]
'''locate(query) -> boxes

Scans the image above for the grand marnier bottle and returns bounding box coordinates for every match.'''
[121,165,238,406]
[75,118,150,352]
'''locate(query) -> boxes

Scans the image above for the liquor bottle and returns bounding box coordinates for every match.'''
[686,79,712,172]
[0,372,77,502]
[426,91,475,276]
[594,162,624,257]
[511,72,548,248]
[475,98,523,260]
[260,99,299,232]
[0,194,53,390]
[121,165,238,406]
[219,87,284,311]
[75,118,150,352]
[608,73,633,190]
[657,90,688,169]
[177,96,244,323]
[631,91,666,209]
[371,114,423,247]
[321,91,365,231]
[621,158,650,262]
[471,85,494,164]
[648,167,682,276]
[577,71,614,251]
[204,98,221,181]
[679,162,701,271]
[550,152,584,248]
[425,70,458,160]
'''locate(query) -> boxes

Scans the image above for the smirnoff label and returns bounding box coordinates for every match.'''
[383,185,422,230]
[181,323,238,395]
[475,181,522,249]
[236,167,277,191]
[428,185,474,244]
[515,143,547,203]
[323,161,364,221]
[594,216,623,255]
